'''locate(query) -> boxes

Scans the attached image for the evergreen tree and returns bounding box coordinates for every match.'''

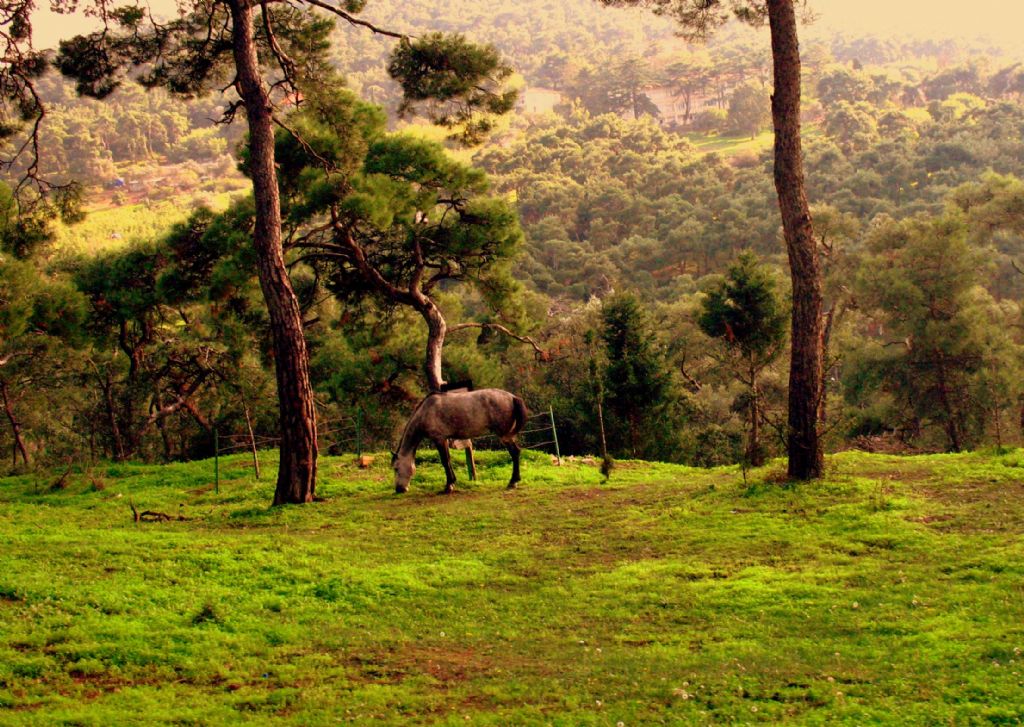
[50,0,515,504]
[266,89,528,393]
[726,82,771,138]
[699,252,787,465]
[848,213,1021,451]
[0,192,86,467]
[594,0,826,479]
[601,293,671,458]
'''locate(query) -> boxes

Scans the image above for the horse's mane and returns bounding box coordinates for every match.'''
[395,392,441,452]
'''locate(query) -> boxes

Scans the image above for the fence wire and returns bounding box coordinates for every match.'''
[210,404,561,491]
[470,407,561,463]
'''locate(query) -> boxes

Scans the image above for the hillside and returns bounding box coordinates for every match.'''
[2,451,1023,724]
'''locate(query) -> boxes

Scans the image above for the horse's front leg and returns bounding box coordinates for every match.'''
[505,440,521,489]
[435,439,457,493]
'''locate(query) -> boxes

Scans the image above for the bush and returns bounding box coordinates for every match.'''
[688,424,743,467]
[691,108,727,133]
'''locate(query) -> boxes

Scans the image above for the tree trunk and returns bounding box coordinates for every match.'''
[101,371,126,461]
[229,0,318,504]
[819,301,837,425]
[1,380,28,467]
[768,0,824,480]
[153,395,174,461]
[934,352,962,452]
[1018,396,1024,440]
[747,363,764,467]
[420,300,448,392]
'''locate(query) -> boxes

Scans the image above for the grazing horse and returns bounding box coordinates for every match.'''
[393,389,528,493]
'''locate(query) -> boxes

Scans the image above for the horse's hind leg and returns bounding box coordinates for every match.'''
[435,439,457,493]
[505,440,521,489]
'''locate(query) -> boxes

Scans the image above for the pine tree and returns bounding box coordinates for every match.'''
[699,252,787,465]
[601,294,670,458]
[47,1,514,503]
[850,213,1022,451]
[595,0,825,478]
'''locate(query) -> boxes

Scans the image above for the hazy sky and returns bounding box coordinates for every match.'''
[29,0,1024,51]
[813,0,1024,46]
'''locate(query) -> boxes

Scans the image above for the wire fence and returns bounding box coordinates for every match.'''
[210,403,562,490]
[471,405,562,463]
[211,409,366,492]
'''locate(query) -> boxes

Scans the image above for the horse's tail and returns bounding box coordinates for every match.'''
[510,395,528,437]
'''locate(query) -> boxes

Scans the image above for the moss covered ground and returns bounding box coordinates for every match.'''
[1,449,1023,724]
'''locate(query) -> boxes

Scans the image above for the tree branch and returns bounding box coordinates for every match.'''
[448,322,550,361]
[337,226,416,305]
[300,0,407,38]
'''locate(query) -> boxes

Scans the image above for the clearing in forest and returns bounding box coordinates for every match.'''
[1,449,1022,724]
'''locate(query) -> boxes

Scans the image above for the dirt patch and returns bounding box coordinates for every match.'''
[905,513,955,524]
[347,643,544,689]
[8,701,44,712]
[909,479,1024,534]
[915,479,1024,506]
[398,645,495,684]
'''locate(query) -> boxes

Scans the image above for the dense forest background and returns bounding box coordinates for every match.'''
[5,0,1024,470]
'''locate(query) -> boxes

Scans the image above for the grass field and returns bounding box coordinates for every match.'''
[2,449,1023,725]
[53,188,248,255]
[683,130,774,157]
[681,124,823,159]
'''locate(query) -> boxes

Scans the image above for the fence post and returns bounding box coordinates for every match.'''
[244,402,260,480]
[214,428,220,494]
[356,407,363,459]
[465,441,477,481]
[549,405,561,465]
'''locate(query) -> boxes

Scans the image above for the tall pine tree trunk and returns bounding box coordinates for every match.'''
[229,0,318,504]
[768,0,824,480]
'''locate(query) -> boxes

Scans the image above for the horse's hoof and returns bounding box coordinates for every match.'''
[441,487,456,495]
[507,482,518,490]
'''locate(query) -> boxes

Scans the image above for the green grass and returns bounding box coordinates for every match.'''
[683,123,823,158]
[2,449,1023,724]
[683,130,774,157]
[53,189,247,254]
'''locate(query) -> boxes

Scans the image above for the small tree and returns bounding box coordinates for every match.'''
[0,257,85,466]
[699,252,787,466]
[0,186,86,468]
[584,329,612,478]
[726,82,771,138]
[601,293,672,458]
[666,52,712,124]
[849,213,1021,451]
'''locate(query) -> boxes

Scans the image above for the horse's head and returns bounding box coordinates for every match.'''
[392,450,414,493]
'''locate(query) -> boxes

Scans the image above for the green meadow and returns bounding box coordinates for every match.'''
[1,450,1023,725]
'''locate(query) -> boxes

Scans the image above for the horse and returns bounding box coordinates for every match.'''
[392,388,528,493]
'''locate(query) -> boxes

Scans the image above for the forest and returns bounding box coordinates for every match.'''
[4,0,1024,474]
[4,0,1024,724]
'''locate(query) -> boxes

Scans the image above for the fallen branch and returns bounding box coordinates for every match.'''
[50,465,73,491]
[129,499,189,523]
